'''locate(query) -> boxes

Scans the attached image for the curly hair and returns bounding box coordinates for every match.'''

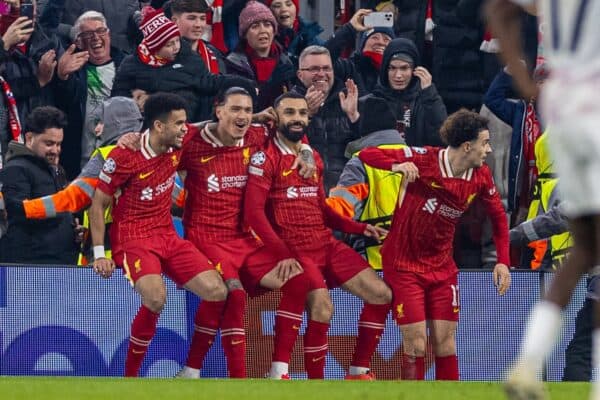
[439,109,489,148]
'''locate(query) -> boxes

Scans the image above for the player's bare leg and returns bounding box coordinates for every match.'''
[506,216,597,400]
[304,288,334,379]
[398,321,427,380]
[125,274,167,377]
[177,270,228,379]
[430,320,458,380]
[340,269,392,380]
[260,267,311,379]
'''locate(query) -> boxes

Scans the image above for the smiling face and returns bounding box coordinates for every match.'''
[26,128,63,166]
[157,109,188,149]
[76,18,111,65]
[363,32,391,54]
[172,11,207,42]
[269,0,297,29]
[215,94,254,143]
[276,97,309,143]
[245,20,275,53]
[297,53,334,95]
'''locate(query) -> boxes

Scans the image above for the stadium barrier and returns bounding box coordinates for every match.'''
[0,265,587,380]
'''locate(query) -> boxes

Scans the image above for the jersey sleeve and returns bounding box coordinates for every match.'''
[96,148,133,196]
[479,167,510,265]
[244,149,295,260]
[358,146,429,171]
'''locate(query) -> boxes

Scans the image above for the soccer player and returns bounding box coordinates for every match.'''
[244,92,393,380]
[176,86,318,379]
[89,93,229,377]
[357,109,511,380]
[486,1,600,399]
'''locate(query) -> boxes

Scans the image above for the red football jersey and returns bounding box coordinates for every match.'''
[180,123,270,242]
[246,136,366,253]
[359,146,509,273]
[97,130,184,249]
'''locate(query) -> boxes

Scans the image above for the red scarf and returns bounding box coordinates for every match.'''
[197,40,220,74]
[522,103,542,203]
[0,76,22,143]
[206,0,228,54]
[246,42,280,83]
[362,50,383,70]
[137,41,170,67]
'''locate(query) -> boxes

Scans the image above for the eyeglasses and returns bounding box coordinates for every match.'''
[78,27,109,41]
[299,66,333,74]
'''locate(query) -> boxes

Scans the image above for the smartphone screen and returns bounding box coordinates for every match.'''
[20,3,34,19]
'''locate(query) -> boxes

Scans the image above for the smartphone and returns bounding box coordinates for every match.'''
[0,1,10,16]
[364,12,394,28]
[20,2,34,19]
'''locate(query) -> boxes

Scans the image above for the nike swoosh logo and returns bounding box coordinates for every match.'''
[453,307,460,313]
[282,169,294,177]
[431,182,443,189]
[139,171,154,179]
[201,155,216,163]
[132,349,146,354]
[231,339,244,345]
[311,356,326,362]
[292,325,300,330]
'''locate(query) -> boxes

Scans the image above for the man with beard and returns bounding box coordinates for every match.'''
[0,106,78,264]
[244,92,392,380]
[175,87,318,379]
[53,10,125,178]
[89,93,229,377]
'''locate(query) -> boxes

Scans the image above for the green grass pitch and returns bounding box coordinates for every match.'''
[0,378,590,400]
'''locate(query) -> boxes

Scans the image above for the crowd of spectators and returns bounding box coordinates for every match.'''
[0,0,542,268]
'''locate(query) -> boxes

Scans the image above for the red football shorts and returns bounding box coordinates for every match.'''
[384,268,460,325]
[112,233,213,286]
[297,239,370,290]
[188,236,279,295]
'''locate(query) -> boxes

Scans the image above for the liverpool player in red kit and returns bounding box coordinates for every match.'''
[89,93,229,377]
[244,92,393,380]
[358,109,512,380]
[176,87,318,379]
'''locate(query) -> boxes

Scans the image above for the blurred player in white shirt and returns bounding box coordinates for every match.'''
[487,1,600,399]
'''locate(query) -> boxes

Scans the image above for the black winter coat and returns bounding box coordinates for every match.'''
[112,41,256,122]
[0,142,77,264]
[291,80,360,192]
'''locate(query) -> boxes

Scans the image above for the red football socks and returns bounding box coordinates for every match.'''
[185,299,225,369]
[273,274,309,363]
[220,289,247,378]
[401,353,425,380]
[124,305,159,377]
[351,303,390,368]
[303,320,330,379]
[435,355,459,380]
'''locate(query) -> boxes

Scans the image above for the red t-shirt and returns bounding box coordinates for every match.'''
[179,123,270,242]
[359,146,509,273]
[97,130,187,250]
[245,136,366,257]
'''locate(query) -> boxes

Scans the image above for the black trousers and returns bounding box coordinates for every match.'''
[563,295,594,381]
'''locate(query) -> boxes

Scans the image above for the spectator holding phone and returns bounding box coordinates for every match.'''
[0,0,64,123]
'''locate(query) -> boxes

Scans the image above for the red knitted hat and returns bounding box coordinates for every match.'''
[140,9,180,54]
[238,1,278,38]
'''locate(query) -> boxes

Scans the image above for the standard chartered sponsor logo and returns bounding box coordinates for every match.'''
[208,173,247,192]
[422,197,462,218]
[140,187,153,201]
[155,175,175,195]
[286,186,318,199]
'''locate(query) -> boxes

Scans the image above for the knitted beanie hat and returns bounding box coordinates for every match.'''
[140,9,180,53]
[238,1,278,38]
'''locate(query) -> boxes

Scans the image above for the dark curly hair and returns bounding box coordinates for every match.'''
[439,109,489,148]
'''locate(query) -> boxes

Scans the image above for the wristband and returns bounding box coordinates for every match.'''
[93,246,106,260]
[299,144,313,153]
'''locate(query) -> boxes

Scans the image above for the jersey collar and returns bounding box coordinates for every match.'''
[201,124,245,148]
[438,147,473,181]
